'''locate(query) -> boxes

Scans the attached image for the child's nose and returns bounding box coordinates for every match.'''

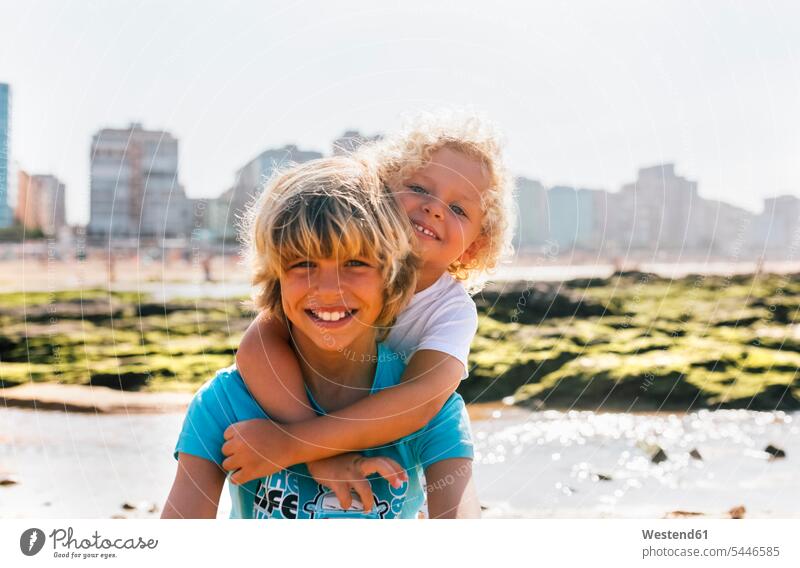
[313,266,342,297]
[422,199,445,219]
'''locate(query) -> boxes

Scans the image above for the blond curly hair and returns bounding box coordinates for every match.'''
[241,156,419,332]
[357,109,515,292]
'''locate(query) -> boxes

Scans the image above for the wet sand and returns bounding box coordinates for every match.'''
[1,384,192,414]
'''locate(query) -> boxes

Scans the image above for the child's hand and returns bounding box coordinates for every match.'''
[222,419,296,484]
[307,454,408,512]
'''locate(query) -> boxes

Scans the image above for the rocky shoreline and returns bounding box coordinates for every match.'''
[1,271,799,412]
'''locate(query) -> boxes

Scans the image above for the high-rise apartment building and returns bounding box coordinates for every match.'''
[699,199,753,255]
[514,177,548,249]
[0,83,12,228]
[616,164,700,250]
[88,123,189,239]
[16,171,66,235]
[35,175,66,236]
[16,169,34,229]
[547,185,606,250]
[215,144,323,239]
[758,195,800,252]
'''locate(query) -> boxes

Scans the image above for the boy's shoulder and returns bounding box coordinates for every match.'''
[372,344,407,390]
[191,365,264,417]
[195,365,242,395]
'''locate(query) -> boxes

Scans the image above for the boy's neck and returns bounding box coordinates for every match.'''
[291,329,378,413]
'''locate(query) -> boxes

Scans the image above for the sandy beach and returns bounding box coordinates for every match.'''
[8,256,800,293]
[1,383,193,414]
[0,256,247,293]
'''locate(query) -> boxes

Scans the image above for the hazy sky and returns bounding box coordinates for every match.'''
[2,0,799,224]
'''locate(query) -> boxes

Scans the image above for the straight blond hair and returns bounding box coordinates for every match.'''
[242,156,419,332]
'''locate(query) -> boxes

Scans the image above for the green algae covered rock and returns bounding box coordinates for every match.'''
[457,272,800,410]
[0,290,248,392]
[3,275,800,410]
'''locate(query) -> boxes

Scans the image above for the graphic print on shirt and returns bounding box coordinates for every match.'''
[302,484,392,519]
[253,470,300,519]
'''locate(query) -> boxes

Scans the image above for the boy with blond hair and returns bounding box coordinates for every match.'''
[163,156,478,518]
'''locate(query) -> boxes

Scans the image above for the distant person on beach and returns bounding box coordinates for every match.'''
[201,254,213,283]
[163,156,480,518]
[220,112,515,507]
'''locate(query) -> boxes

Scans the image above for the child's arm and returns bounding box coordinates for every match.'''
[222,349,464,483]
[161,453,225,519]
[424,458,480,519]
[302,349,464,448]
[235,314,316,424]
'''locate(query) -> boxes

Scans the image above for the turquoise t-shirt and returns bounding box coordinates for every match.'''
[174,344,474,519]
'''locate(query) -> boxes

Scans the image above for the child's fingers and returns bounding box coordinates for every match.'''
[236,467,259,484]
[359,456,408,488]
[223,425,237,441]
[221,455,239,472]
[350,479,373,513]
[330,483,352,511]
[230,468,246,485]
[359,456,398,485]
[221,439,235,457]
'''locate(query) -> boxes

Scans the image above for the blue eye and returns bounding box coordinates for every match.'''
[289,260,314,269]
[450,204,467,217]
[345,259,371,267]
[408,184,428,195]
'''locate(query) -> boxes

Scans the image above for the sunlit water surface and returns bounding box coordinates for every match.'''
[1,408,797,518]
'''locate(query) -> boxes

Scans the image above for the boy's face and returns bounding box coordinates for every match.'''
[280,255,384,353]
[393,147,488,273]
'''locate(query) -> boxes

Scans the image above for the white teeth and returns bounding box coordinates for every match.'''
[312,310,348,322]
[414,223,436,239]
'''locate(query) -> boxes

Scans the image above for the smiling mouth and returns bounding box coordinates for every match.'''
[412,222,439,240]
[305,308,357,324]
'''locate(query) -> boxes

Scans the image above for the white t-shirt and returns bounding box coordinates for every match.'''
[384,273,478,376]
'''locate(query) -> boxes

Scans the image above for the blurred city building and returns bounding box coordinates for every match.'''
[15,171,66,236]
[612,165,754,255]
[756,195,800,253]
[332,130,381,156]
[513,163,760,257]
[513,177,548,250]
[88,123,190,240]
[203,198,237,241]
[0,83,12,228]
[4,109,785,261]
[696,199,752,256]
[547,185,608,251]
[15,169,33,229]
[616,164,699,250]
[210,144,323,239]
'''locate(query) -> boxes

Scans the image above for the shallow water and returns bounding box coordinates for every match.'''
[1,408,798,518]
[474,408,800,518]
